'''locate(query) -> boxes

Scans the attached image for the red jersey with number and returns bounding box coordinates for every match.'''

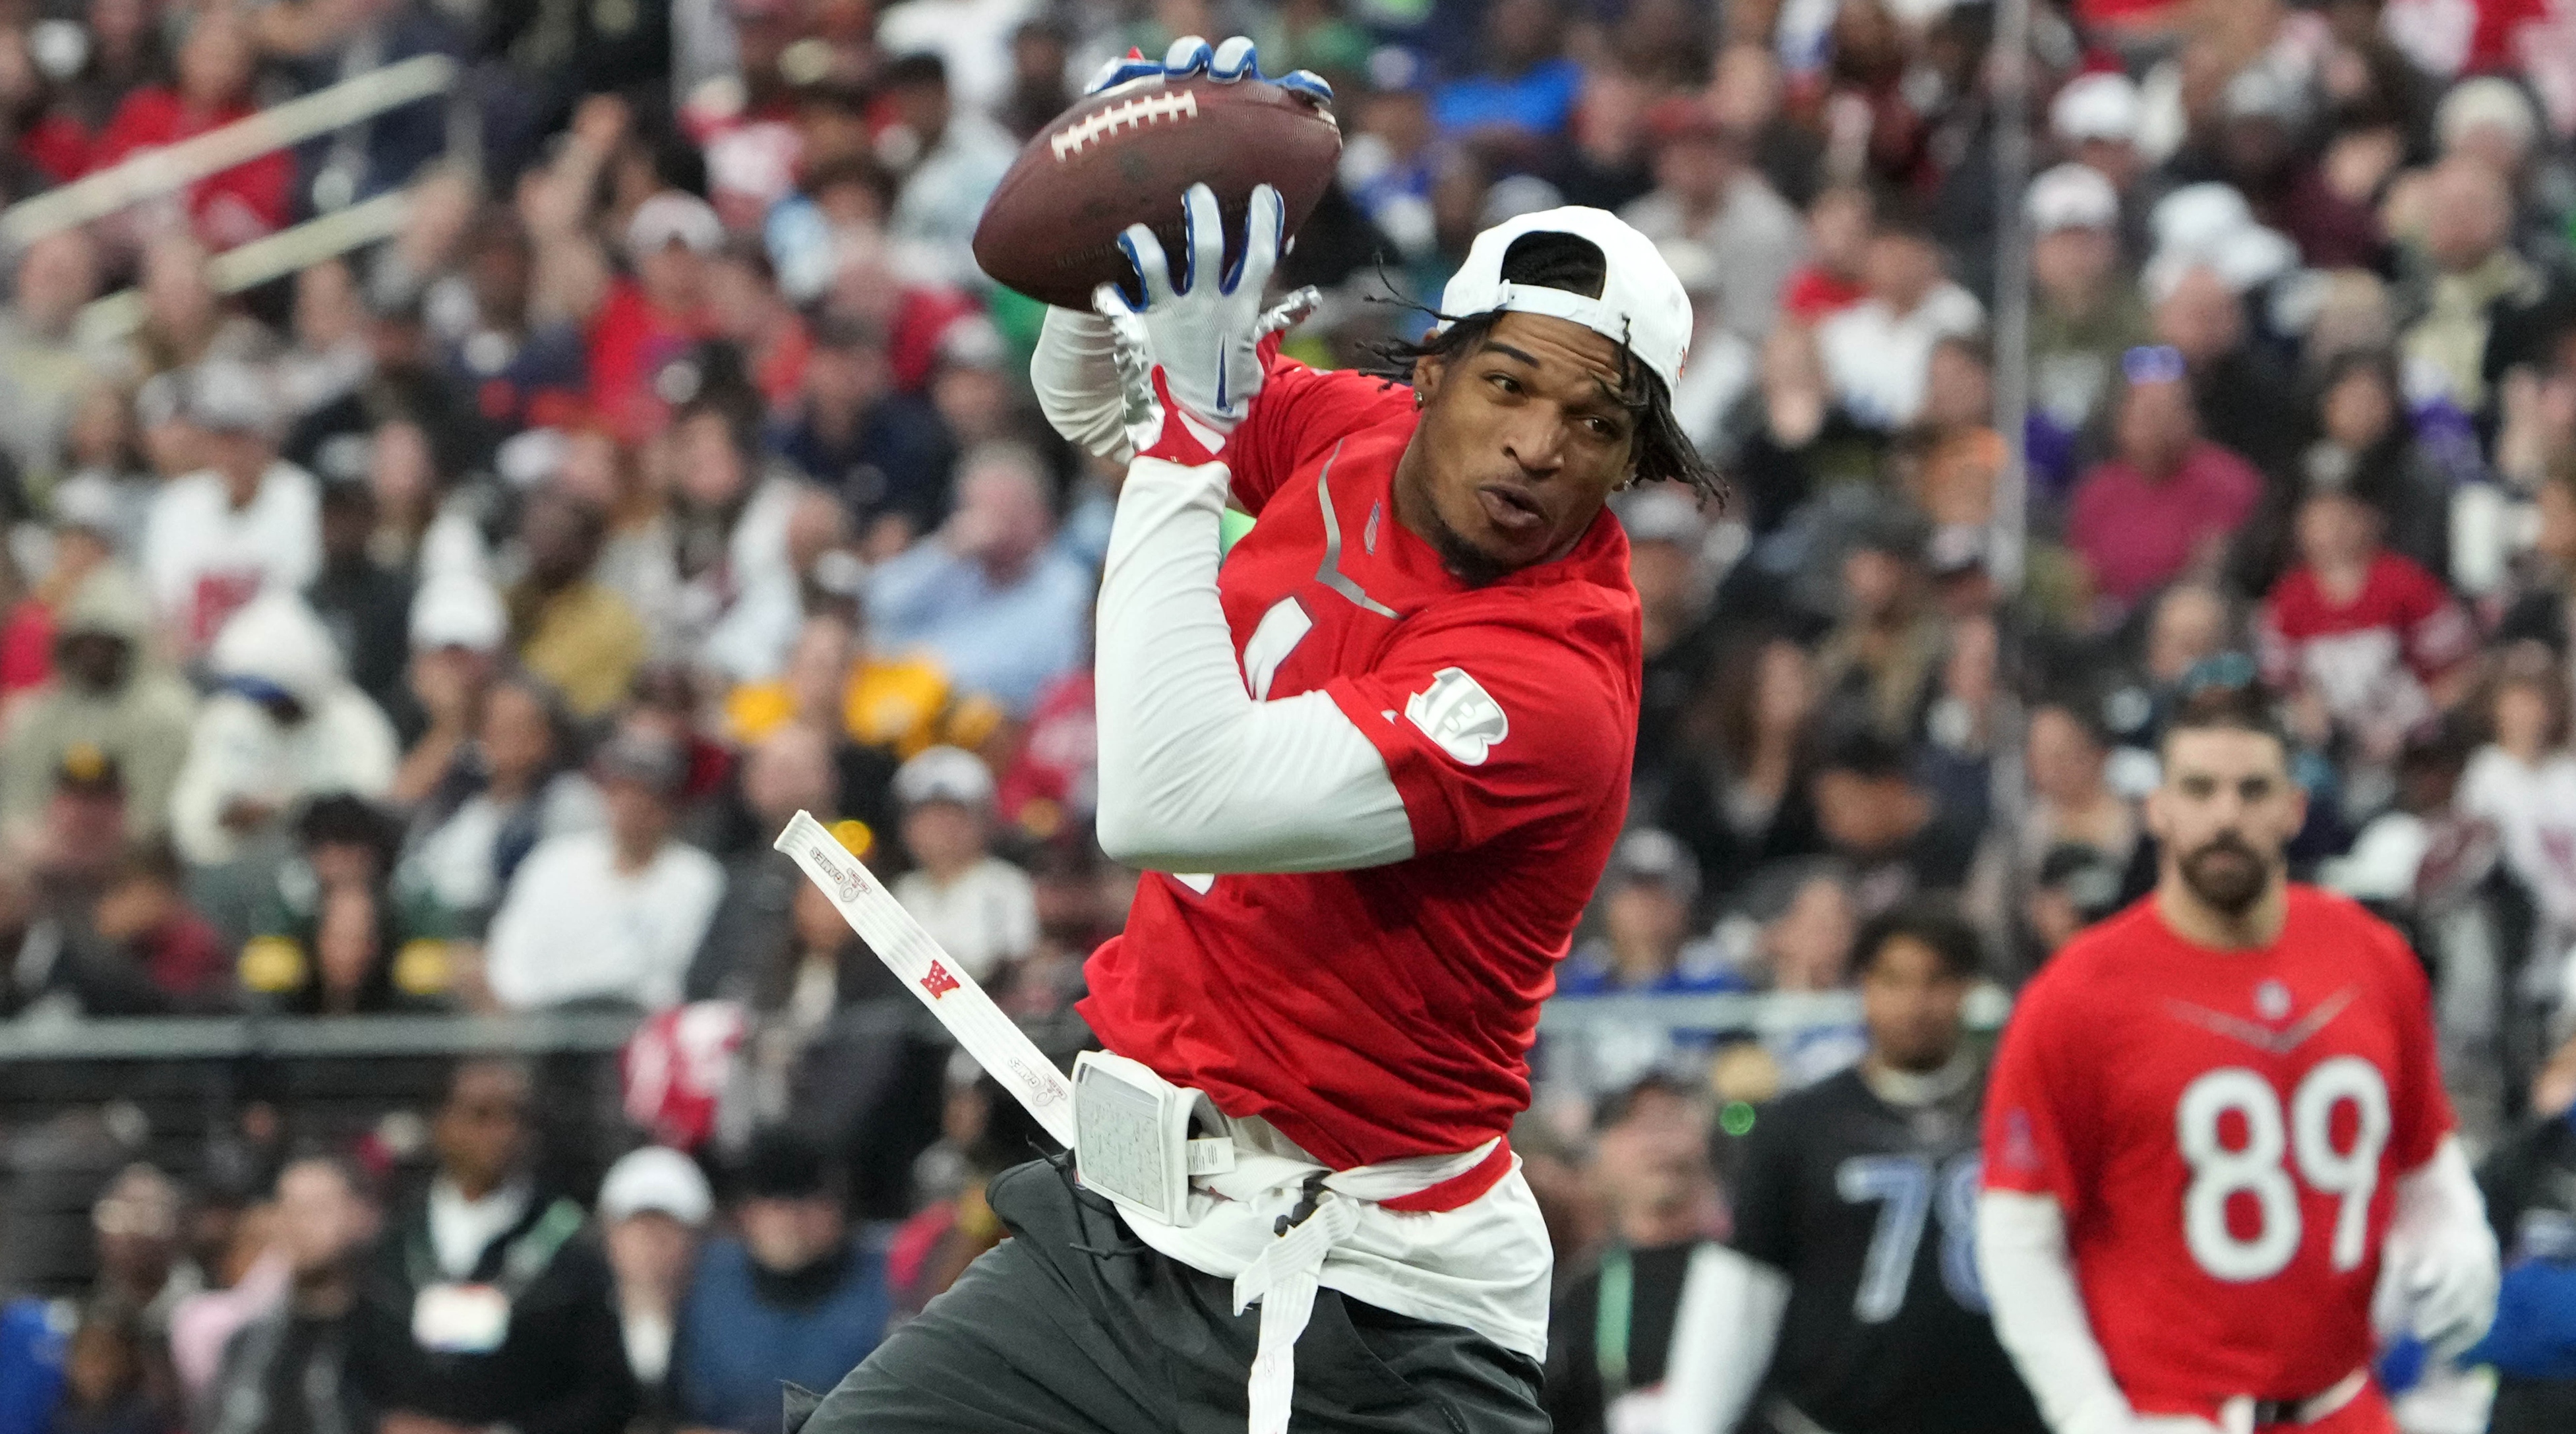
[1077,359,1642,1173]
[1981,887,2451,1416]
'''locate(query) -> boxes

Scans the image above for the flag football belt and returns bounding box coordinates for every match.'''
[776,810,1511,1434]
[2242,1368,2368,1429]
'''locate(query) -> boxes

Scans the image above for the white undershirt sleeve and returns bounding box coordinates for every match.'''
[1093,454,1416,874]
[1033,307,1135,465]
[1661,1243,1791,1434]
[1975,1190,2140,1434]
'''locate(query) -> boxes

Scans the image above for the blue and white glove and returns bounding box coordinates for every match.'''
[1084,34,1333,108]
[1094,181,1316,463]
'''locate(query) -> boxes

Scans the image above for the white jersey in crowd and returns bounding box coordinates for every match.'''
[483,830,725,1011]
[890,854,1036,982]
[139,462,321,649]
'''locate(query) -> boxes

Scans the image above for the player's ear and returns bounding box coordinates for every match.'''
[1411,346,1449,407]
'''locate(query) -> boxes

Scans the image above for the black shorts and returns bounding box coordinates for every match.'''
[798,1156,1548,1434]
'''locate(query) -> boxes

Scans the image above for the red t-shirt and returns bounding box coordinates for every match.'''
[586,280,710,442]
[2258,553,2474,720]
[1982,888,2453,1418]
[90,90,291,246]
[2068,441,2263,614]
[1077,361,1642,1173]
[1781,266,1867,325]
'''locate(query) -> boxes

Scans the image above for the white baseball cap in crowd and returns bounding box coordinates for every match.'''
[626,190,725,260]
[2051,71,2141,145]
[408,572,507,653]
[1437,206,1692,396]
[893,744,996,808]
[597,1145,713,1228]
[2026,162,2120,234]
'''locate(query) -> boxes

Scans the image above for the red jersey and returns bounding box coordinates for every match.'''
[1078,361,1642,1173]
[1982,888,2452,1418]
[90,90,291,247]
[2258,553,2474,732]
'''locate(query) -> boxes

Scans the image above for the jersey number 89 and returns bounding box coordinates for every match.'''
[2174,1058,2390,1282]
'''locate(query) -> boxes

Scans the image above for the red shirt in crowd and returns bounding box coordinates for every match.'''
[1984,888,2452,1423]
[2067,440,2263,614]
[2260,551,2475,733]
[1078,360,1641,1178]
[1780,265,1867,324]
[90,88,292,246]
[585,279,712,440]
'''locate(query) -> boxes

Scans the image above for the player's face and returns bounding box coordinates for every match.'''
[1404,311,1639,583]
[2147,727,2306,916]
[1859,936,1969,1073]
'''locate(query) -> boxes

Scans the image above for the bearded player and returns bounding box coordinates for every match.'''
[1977,687,2498,1434]
[799,36,1716,1434]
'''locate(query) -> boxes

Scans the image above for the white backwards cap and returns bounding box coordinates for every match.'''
[1437,206,1691,396]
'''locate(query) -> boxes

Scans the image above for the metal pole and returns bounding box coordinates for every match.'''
[1986,0,2038,969]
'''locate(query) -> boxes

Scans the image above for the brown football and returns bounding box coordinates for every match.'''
[971,75,1341,309]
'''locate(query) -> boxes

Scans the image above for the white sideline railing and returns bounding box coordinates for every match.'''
[0,53,457,248]
[74,186,415,344]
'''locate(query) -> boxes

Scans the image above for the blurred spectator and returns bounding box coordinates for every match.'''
[504,490,647,719]
[0,566,192,844]
[2259,485,2475,765]
[665,398,805,685]
[82,837,228,1013]
[2148,260,2300,485]
[46,1301,166,1434]
[1814,214,1984,433]
[1559,829,1733,999]
[138,364,322,657]
[350,1060,634,1434]
[306,479,417,722]
[2459,655,2576,978]
[273,262,372,423]
[1813,512,1944,744]
[0,230,102,489]
[865,443,1090,716]
[589,193,721,440]
[199,1157,379,1434]
[889,745,1034,982]
[1778,185,1873,327]
[2236,350,2449,591]
[594,1145,711,1425]
[2066,347,2261,622]
[88,9,288,249]
[169,591,399,870]
[769,316,955,556]
[2025,164,2150,470]
[387,570,508,802]
[439,211,586,438]
[1543,1077,1717,1434]
[1807,731,1979,914]
[483,729,723,1011]
[1431,0,1580,142]
[1621,98,1803,344]
[880,52,1015,289]
[397,673,601,934]
[2401,156,2546,417]
[88,1164,195,1345]
[673,1129,889,1434]
[686,719,847,998]
[2052,71,2145,205]
[237,795,460,1013]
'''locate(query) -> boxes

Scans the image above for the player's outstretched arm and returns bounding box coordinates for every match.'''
[1660,1244,1789,1434]
[2380,1136,2500,1358]
[1976,1191,2221,1434]
[1089,184,1414,875]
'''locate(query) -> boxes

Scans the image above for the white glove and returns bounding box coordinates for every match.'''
[2385,1228,2501,1358]
[1094,181,1315,460]
[1085,33,1334,107]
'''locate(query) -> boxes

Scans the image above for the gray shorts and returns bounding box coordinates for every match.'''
[796,1156,1547,1434]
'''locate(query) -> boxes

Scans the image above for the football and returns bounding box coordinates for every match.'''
[971,72,1342,309]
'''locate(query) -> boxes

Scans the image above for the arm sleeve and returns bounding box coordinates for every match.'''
[1980,974,2095,1219]
[1975,1191,2136,1434]
[1031,307,1134,465]
[1661,1243,1792,1434]
[1092,455,1415,874]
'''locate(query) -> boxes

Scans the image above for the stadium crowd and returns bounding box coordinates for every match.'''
[2,0,2576,1427]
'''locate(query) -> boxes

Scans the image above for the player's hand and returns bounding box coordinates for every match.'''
[1094,181,1317,463]
[1083,34,1333,109]
[2384,1226,2500,1358]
